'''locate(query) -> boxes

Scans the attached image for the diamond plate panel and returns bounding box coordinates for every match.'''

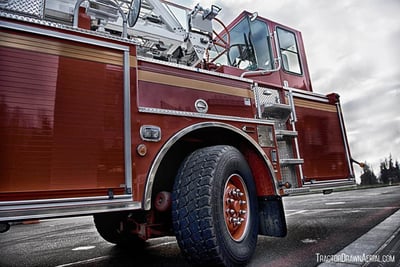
[277,140,293,159]
[281,166,297,186]
[0,0,45,18]
[255,86,281,106]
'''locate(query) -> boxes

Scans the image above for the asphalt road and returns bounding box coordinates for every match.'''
[0,186,399,267]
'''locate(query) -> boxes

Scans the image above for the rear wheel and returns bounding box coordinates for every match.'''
[172,145,258,266]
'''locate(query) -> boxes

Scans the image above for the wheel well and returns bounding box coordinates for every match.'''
[148,124,277,209]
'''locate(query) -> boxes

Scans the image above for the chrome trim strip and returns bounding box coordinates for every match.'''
[0,194,132,207]
[285,180,356,195]
[336,102,354,177]
[0,20,129,51]
[138,106,275,126]
[304,179,355,187]
[143,121,279,210]
[0,196,133,210]
[123,50,133,194]
[0,201,142,222]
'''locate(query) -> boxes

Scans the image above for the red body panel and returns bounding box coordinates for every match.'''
[294,98,351,181]
[0,30,126,200]
[137,61,255,117]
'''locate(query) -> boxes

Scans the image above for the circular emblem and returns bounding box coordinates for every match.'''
[195,99,208,113]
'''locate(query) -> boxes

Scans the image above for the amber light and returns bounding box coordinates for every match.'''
[136,144,147,156]
[279,181,292,189]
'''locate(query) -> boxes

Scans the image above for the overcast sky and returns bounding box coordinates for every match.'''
[176,0,400,179]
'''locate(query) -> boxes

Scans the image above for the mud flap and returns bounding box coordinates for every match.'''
[258,196,287,237]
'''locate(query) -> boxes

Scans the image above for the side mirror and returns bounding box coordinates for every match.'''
[127,0,141,27]
[249,12,258,22]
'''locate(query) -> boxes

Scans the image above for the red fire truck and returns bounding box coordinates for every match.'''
[0,0,360,265]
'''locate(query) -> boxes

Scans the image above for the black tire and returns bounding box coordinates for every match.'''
[93,212,144,248]
[172,145,258,266]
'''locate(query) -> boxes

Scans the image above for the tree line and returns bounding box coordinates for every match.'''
[360,154,400,185]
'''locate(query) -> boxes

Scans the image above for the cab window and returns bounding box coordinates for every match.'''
[250,20,273,70]
[277,28,302,74]
[223,17,273,71]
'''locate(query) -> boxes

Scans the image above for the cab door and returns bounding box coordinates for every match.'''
[275,26,313,91]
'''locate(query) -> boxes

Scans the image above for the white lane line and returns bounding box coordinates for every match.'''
[55,256,110,267]
[285,207,399,212]
[71,246,96,251]
[324,202,346,205]
[286,210,308,217]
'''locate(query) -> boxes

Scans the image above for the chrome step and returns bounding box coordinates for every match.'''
[283,187,310,195]
[262,103,292,120]
[275,130,298,140]
[280,158,304,166]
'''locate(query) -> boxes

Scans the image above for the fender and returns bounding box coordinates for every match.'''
[142,121,279,210]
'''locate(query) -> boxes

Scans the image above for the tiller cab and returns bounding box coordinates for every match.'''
[0,0,359,265]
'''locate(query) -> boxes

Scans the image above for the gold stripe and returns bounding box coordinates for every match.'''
[138,70,253,98]
[0,31,123,65]
[130,56,137,68]
[294,98,337,112]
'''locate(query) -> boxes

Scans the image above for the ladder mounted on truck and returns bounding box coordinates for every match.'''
[253,83,304,192]
[0,0,226,66]
[46,0,226,67]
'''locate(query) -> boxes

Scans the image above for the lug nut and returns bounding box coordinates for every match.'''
[230,217,239,223]
[230,188,243,198]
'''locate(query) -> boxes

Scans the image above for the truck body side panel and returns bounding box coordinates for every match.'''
[0,29,126,201]
[294,97,353,182]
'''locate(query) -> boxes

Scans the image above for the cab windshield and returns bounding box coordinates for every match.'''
[214,16,273,71]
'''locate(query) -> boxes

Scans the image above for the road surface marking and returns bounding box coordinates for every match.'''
[324,202,346,205]
[286,210,308,217]
[301,238,318,244]
[71,246,96,251]
[55,256,110,267]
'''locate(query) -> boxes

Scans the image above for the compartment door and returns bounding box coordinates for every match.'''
[294,95,354,184]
